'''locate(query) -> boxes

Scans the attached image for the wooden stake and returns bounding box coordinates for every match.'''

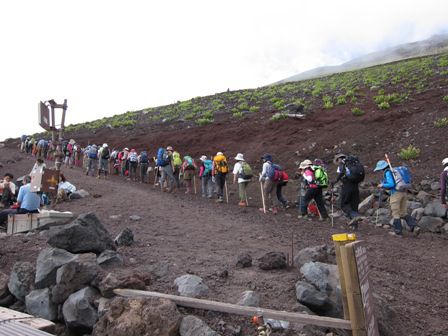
[224,180,229,203]
[260,179,266,214]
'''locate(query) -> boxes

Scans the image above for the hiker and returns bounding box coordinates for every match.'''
[73,143,82,167]
[37,138,46,159]
[0,173,17,208]
[54,145,64,171]
[98,143,110,178]
[259,154,279,213]
[440,158,448,208]
[212,151,229,202]
[20,135,27,152]
[17,175,42,214]
[374,160,420,237]
[86,144,99,176]
[199,155,213,198]
[157,146,176,192]
[56,173,76,203]
[120,147,130,176]
[128,149,139,181]
[232,153,252,207]
[138,150,149,183]
[181,155,197,194]
[276,169,289,209]
[332,153,364,226]
[297,160,329,220]
[172,150,183,188]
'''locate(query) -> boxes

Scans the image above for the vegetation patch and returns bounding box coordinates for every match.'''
[399,145,421,160]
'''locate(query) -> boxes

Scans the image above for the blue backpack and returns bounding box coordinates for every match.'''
[203,160,213,176]
[140,151,149,164]
[266,163,282,182]
[88,146,98,159]
[156,147,169,166]
[392,166,412,191]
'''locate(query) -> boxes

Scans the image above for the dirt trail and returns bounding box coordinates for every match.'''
[1,146,448,335]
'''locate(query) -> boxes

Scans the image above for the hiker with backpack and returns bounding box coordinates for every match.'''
[172,150,183,189]
[199,155,213,198]
[98,143,110,179]
[120,148,130,176]
[212,152,229,203]
[332,153,364,228]
[181,155,197,194]
[128,149,139,181]
[297,160,329,220]
[138,150,149,183]
[259,154,280,214]
[374,158,420,237]
[441,158,448,208]
[157,146,176,192]
[86,144,98,176]
[276,169,289,209]
[232,153,252,207]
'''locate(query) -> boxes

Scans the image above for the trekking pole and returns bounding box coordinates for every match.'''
[375,188,382,226]
[259,175,266,214]
[331,187,334,228]
[224,180,229,203]
[153,166,159,186]
[245,193,249,206]
[193,175,197,194]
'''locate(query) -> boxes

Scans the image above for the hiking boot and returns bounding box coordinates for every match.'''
[216,197,223,203]
[238,201,247,207]
[271,207,278,215]
[412,227,421,237]
[388,231,403,238]
[297,214,308,219]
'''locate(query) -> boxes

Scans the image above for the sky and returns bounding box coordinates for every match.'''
[1,0,448,141]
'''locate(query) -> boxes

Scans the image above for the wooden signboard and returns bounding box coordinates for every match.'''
[333,235,379,336]
[41,169,60,194]
[38,101,52,131]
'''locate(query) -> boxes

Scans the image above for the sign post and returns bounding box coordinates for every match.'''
[333,234,379,336]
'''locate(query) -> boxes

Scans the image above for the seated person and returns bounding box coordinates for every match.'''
[0,173,16,208]
[17,176,42,214]
[57,174,76,202]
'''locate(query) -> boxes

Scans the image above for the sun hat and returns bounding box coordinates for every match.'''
[234,153,245,161]
[333,153,346,164]
[442,158,448,166]
[299,159,313,170]
[216,152,223,156]
[374,160,389,172]
[124,147,129,151]
[166,146,173,151]
[200,155,207,161]
[261,153,272,162]
[103,143,108,148]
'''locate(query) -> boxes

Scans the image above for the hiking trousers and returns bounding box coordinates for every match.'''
[173,167,181,188]
[340,181,360,219]
[140,163,148,182]
[215,172,227,199]
[301,187,329,218]
[263,179,278,208]
[238,182,249,202]
[390,191,408,219]
[160,165,176,191]
[201,175,213,197]
[129,162,138,180]
[276,181,288,207]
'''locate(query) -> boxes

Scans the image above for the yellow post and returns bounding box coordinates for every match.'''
[332,233,356,320]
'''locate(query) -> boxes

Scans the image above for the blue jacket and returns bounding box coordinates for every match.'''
[381,169,397,195]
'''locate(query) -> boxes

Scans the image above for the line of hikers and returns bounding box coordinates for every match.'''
[16,137,428,236]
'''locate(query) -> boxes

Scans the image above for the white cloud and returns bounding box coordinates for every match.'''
[1,0,447,140]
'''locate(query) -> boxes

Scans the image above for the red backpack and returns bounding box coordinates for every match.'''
[280,171,289,182]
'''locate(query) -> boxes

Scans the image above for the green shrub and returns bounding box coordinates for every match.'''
[184,112,196,120]
[270,113,288,121]
[323,96,333,109]
[434,117,448,127]
[378,101,390,109]
[336,95,346,105]
[232,111,243,118]
[202,111,214,119]
[398,145,421,160]
[438,57,448,67]
[196,118,214,126]
[237,102,250,111]
[351,107,365,116]
[249,106,260,113]
[443,96,448,103]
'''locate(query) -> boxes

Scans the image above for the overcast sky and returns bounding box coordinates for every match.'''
[1,0,448,141]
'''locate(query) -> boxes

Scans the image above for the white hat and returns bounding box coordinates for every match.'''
[234,153,244,161]
[103,143,108,148]
[216,152,223,156]
[299,159,313,169]
[442,158,448,166]
[124,147,129,151]
[200,155,207,161]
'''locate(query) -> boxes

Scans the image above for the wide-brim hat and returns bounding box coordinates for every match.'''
[124,147,129,151]
[374,160,389,172]
[333,153,346,164]
[234,153,245,161]
[200,155,207,161]
[69,139,76,145]
[216,152,223,156]
[299,159,313,170]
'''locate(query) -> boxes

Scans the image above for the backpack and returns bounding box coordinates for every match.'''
[101,147,110,160]
[215,156,229,174]
[88,146,98,159]
[172,151,182,168]
[140,151,149,164]
[280,170,289,182]
[239,162,253,180]
[129,152,138,162]
[156,147,169,166]
[75,145,81,153]
[184,156,195,169]
[312,165,329,188]
[266,163,283,182]
[344,156,365,183]
[203,160,213,177]
[391,166,412,191]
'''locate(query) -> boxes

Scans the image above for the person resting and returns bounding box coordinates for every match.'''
[56,174,76,202]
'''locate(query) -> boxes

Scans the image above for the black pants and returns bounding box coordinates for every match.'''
[1,187,14,206]
[300,187,328,218]
[340,181,360,218]
[215,172,227,198]
[17,208,39,214]
[276,181,288,206]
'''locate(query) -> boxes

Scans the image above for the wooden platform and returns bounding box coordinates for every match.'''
[0,307,55,335]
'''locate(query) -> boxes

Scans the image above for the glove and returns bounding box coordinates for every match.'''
[212,176,216,183]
